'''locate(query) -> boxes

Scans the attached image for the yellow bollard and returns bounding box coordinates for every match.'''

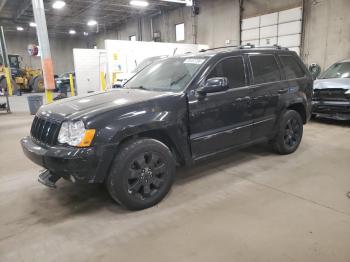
[4,67,13,96]
[69,73,75,96]
[100,71,106,92]
[45,89,53,103]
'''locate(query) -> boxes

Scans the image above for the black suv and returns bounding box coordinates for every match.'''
[21,46,313,210]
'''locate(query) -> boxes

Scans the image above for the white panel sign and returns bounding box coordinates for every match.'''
[73,49,106,95]
[278,21,302,36]
[241,28,259,41]
[242,16,260,30]
[260,25,278,38]
[278,7,302,23]
[260,12,278,27]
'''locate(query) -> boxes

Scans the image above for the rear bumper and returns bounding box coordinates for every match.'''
[21,136,116,183]
[312,100,350,120]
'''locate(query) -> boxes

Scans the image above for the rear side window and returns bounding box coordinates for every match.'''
[249,55,281,84]
[207,56,246,89]
[279,55,305,79]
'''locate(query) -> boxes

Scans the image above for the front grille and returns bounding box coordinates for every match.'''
[30,116,61,146]
[313,89,348,101]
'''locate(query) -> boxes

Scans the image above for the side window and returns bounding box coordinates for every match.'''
[207,57,246,89]
[279,55,305,79]
[249,55,281,84]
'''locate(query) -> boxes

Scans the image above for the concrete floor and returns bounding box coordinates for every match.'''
[0,113,349,262]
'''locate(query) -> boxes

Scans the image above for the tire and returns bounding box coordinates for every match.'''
[33,76,44,92]
[0,77,19,94]
[106,138,176,210]
[272,110,303,155]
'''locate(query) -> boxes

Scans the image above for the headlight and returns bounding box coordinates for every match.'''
[345,89,350,94]
[58,120,95,147]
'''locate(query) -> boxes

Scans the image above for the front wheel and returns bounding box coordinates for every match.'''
[272,110,303,155]
[106,138,175,210]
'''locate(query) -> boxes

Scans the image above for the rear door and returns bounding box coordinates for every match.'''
[188,56,253,158]
[248,53,283,139]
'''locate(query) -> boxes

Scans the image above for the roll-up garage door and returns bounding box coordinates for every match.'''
[241,7,302,55]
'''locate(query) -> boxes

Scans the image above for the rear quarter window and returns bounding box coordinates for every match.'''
[249,54,281,85]
[279,55,305,79]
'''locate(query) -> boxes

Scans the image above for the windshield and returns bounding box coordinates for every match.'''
[131,56,168,74]
[320,62,350,79]
[125,57,207,92]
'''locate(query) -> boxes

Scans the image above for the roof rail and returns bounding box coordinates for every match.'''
[199,45,239,52]
[199,44,289,53]
[240,43,289,50]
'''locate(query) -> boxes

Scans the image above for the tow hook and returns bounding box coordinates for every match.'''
[38,170,61,188]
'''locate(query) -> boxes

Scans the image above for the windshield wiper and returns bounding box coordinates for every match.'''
[170,74,187,86]
[128,86,148,90]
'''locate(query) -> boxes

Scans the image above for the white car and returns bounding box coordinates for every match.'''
[312,59,350,120]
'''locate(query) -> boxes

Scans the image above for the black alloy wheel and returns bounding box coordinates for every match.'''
[127,152,167,200]
[107,138,175,210]
[283,118,301,149]
[272,110,303,155]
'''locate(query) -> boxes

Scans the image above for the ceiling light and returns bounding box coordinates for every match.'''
[87,20,97,26]
[130,0,149,7]
[83,32,89,36]
[29,22,36,27]
[69,29,76,35]
[17,26,24,31]
[52,1,66,9]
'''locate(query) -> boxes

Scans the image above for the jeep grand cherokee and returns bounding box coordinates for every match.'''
[21,46,313,210]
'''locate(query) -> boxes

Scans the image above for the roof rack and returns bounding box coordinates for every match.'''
[199,43,289,52]
[199,45,239,52]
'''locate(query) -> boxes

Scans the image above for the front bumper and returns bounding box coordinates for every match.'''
[312,100,350,120]
[21,136,116,183]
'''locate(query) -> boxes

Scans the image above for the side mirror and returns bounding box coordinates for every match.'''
[197,77,229,95]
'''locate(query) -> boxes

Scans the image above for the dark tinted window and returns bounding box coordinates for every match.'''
[250,55,281,84]
[207,57,246,89]
[279,55,305,79]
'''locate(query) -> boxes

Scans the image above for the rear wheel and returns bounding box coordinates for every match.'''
[106,138,175,210]
[272,110,303,155]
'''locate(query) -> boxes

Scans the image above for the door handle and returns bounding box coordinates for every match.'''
[235,96,251,103]
[278,88,288,94]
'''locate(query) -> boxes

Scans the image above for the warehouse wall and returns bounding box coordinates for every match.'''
[96,0,240,48]
[303,0,350,69]
[4,32,89,74]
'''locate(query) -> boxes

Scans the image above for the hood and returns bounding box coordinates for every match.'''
[37,88,176,122]
[314,78,350,90]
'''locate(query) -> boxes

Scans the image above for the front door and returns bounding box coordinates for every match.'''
[188,56,253,158]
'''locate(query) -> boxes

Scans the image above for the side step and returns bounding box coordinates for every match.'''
[38,170,61,188]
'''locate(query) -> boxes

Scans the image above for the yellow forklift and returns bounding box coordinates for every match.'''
[0,54,44,93]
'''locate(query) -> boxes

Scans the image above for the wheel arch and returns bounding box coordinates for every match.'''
[287,103,307,124]
[115,129,188,166]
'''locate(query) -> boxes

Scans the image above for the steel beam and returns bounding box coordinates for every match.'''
[32,0,54,103]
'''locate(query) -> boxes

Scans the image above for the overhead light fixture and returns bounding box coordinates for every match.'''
[17,26,24,31]
[159,0,192,6]
[52,1,66,9]
[69,29,76,35]
[87,20,97,26]
[130,0,149,7]
[29,22,36,27]
[83,32,89,36]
